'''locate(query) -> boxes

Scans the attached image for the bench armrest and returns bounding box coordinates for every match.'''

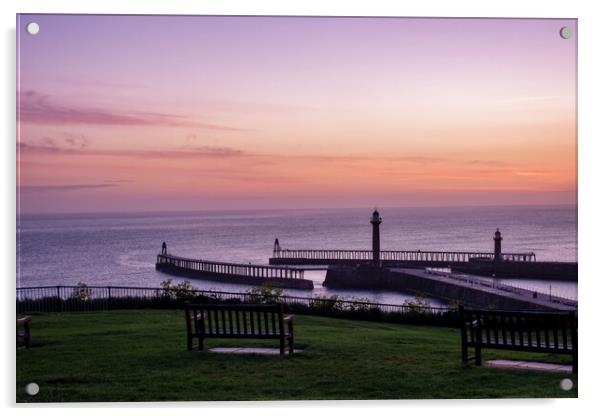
[283,315,294,322]
[17,316,32,325]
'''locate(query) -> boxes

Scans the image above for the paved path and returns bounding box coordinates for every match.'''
[210,347,302,355]
[485,359,572,373]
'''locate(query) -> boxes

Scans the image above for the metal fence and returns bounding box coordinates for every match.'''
[16,285,458,326]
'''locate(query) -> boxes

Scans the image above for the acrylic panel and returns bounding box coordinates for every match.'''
[16,15,577,402]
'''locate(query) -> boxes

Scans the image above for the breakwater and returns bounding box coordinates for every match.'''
[156,254,314,290]
[454,259,577,281]
[270,250,576,281]
[323,265,576,311]
[269,213,577,282]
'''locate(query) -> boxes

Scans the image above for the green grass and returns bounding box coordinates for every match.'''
[16,309,577,402]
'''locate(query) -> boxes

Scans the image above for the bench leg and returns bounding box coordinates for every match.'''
[280,337,285,356]
[199,337,204,351]
[187,334,193,351]
[460,325,468,365]
[288,335,294,355]
[461,342,468,365]
[475,345,482,366]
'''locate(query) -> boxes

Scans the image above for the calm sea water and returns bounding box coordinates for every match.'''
[16,205,578,304]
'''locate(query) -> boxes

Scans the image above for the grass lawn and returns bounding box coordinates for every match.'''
[16,309,577,402]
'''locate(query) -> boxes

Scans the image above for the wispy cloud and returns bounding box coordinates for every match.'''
[63,133,89,148]
[286,155,446,165]
[464,160,514,167]
[514,171,549,177]
[18,90,250,131]
[18,141,245,159]
[19,139,449,166]
[104,179,135,184]
[20,183,119,192]
[53,78,149,90]
[496,95,573,104]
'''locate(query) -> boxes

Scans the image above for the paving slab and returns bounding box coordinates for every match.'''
[209,347,302,355]
[211,347,244,353]
[486,359,572,373]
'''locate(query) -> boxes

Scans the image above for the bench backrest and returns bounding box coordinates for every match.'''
[460,306,577,352]
[185,303,285,337]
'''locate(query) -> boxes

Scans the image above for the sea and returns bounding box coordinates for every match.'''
[16,205,578,306]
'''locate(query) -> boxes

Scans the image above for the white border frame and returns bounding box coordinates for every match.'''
[3,0,600,414]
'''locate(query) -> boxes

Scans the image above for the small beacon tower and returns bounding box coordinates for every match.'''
[493,228,502,261]
[273,238,281,257]
[371,209,382,266]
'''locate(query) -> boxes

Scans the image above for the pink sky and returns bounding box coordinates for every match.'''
[17,15,577,213]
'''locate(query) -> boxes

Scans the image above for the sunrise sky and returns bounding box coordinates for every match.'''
[17,15,577,214]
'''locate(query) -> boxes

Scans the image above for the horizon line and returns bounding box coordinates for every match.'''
[17,202,578,217]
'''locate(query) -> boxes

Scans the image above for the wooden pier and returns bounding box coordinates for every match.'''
[156,254,314,290]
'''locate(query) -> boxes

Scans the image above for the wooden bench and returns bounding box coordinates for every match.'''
[17,315,32,349]
[184,303,295,355]
[459,306,577,373]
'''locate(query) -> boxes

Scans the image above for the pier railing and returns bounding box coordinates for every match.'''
[272,249,536,263]
[15,285,458,326]
[157,254,305,279]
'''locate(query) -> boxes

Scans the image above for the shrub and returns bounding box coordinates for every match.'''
[446,299,461,311]
[70,282,92,301]
[159,279,197,302]
[344,297,372,313]
[402,294,432,313]
[246,283,284,304]
[402,293,431,307]
[309,295,341,314]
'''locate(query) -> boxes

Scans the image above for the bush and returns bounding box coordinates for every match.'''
[446,299,461,311]
[70,282,92,301]
[342,297,369,312]
[246,283,284,304]
[309,295,341,314]
[402,294,431,310]
[159,279,197,302]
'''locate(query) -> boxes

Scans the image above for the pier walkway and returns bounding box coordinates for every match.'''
[391,268,577,311]
[156,254,314,290]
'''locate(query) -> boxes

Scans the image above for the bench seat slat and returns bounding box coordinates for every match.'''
[465,333,574,350]
[466,338,573,351]
[191,332,291,339]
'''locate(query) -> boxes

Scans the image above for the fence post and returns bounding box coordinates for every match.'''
[108,287,112,310]
[56,286,61,312]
